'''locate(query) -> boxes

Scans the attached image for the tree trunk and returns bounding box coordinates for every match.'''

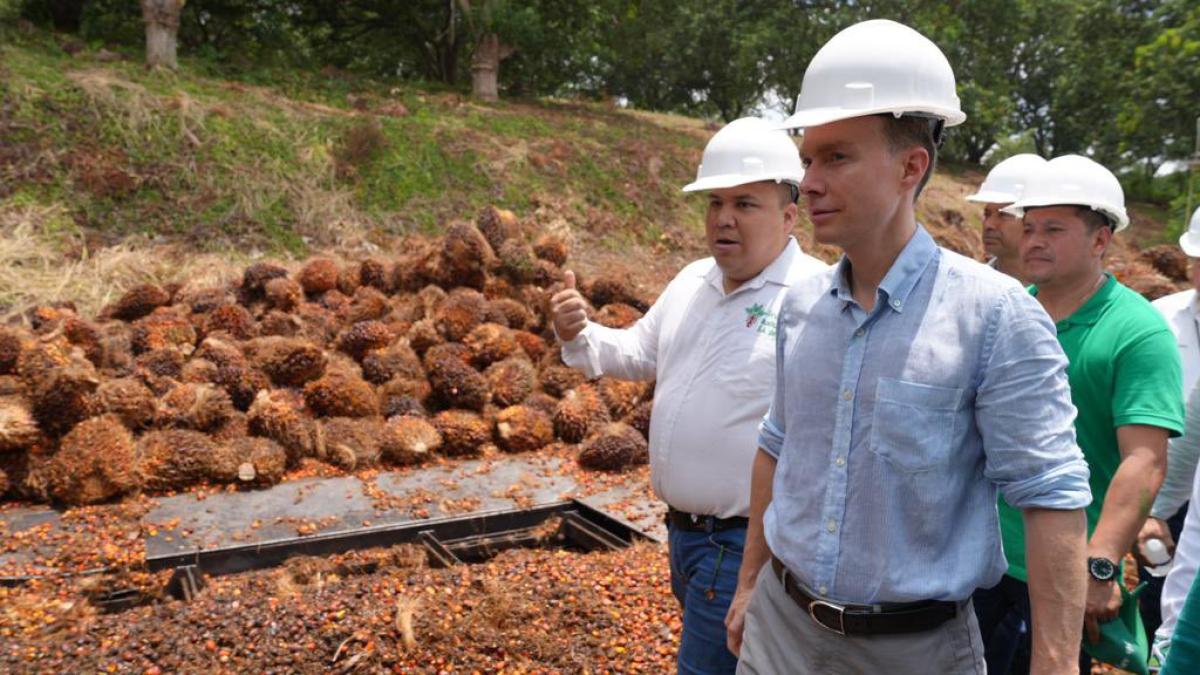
[470,33,513,101]
[141,0,185,70]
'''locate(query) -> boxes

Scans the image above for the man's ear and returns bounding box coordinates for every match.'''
[782,201,799,232]
[899,146,930,193]
[1093,223,1113,257]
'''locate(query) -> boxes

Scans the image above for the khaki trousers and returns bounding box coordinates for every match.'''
[736,562,986,674]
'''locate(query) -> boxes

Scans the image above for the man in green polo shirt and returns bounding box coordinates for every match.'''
[972,155,1184,675]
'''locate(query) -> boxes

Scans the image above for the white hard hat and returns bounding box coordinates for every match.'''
[779,20,965,131]
[1181,205,1200,257]
[966,154,1047,204]
[1003,154,1130,232]
[682,117,803,193]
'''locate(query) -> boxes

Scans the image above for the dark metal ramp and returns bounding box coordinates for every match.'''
[1,454,666,590]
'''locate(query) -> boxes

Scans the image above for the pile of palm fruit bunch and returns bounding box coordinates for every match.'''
[0,207,654,507]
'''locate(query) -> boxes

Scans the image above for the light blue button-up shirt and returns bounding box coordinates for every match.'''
[758,226,1091,604]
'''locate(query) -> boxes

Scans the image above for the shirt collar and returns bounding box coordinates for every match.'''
[703,237,804,296]
[828,225,938,313]
[1032,272,1117,329]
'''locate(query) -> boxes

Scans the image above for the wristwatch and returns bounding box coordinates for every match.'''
[1087,556,1117,582]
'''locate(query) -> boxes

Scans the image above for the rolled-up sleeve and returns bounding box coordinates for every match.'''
[976,288,1092,510]
[559,295,663,382]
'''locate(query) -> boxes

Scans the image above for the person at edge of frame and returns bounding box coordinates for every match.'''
[1147,205,1200,664]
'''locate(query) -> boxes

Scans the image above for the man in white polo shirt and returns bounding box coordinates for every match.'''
[1150,205,1200,661]
[1152,206,1200,418]
[965,153,1046,281]
[549,117,828,674]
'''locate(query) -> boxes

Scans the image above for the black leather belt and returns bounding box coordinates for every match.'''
[666,507,749,533]
[770,556,958,636]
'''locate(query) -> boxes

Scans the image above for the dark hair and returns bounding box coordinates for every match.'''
[1075,206,1113,232]
[877,114,940,201]
[778,182,800,206]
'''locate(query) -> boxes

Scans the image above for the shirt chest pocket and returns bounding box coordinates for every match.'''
[869,378,965,472]
[717,335,777,399]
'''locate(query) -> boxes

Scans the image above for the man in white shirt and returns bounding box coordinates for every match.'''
[549,117,828,674]
[1150,205,1200,661]
[965,153,1046,281]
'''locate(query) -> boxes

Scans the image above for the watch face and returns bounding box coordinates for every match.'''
[1089,557,1116,581]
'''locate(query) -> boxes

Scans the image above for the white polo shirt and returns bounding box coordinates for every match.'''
[1153,288,1200,402]
[1151,287,1200,521]
[560,238,828,518]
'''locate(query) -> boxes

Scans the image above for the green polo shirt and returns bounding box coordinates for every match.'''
[999,274,1184,582]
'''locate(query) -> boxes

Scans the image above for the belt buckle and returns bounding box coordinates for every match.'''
[808,599,847,636]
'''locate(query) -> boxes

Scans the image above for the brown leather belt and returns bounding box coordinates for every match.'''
[666,507,749,533]
[770,556,958,636]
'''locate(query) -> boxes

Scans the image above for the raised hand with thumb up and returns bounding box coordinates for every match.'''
[550,270,588,342]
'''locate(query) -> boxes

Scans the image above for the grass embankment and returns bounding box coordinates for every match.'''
[0,27,1174,317]
[0,29,712,315]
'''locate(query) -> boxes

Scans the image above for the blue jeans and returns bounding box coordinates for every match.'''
[668,523,745,675]
[973,575,1092,675]
[973,575,1032,674]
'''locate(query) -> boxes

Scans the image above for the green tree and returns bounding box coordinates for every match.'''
[759,1,846,116]
[602,0,781,122]
[1005,0,1067,156]
[1119,0,1200,166]
[1048,0,1158,165]
[929,0,1022,164]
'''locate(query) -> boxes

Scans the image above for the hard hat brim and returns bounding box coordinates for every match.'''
[681,173,802,193]
[1004,198,1130,233]
[1180,231,1200,258]
[965,190,1017,205]
[777,105,967,131]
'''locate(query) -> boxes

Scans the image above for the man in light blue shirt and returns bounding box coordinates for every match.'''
[726,20,1092,674]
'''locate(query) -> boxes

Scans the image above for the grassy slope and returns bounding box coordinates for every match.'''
[0,29,1175,317]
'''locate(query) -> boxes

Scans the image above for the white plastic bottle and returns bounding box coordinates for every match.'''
[1144,538,1173,577]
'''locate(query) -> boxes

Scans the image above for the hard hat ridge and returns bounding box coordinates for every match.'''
[1003,155,1130,232]
[780,19,965,131]
[1179,205,1200,257]
[967,154,1048,205]
[682,117,804,193]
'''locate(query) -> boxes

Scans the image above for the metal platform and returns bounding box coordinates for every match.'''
[0,454,666,591]
[148,499,645,576]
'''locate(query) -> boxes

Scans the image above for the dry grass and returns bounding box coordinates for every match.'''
[0,203,242,321]
[0,200,392,324]
[66,69,207,145]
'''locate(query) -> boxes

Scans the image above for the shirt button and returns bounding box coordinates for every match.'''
[819,585,828,596]
[826,519,837,533]
[891,298,902,309]
[835,456,845,467]
[841,389,853,401]
[854,328,866,337]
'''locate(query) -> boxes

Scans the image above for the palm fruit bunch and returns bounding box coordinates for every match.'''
[0,205,658,507]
